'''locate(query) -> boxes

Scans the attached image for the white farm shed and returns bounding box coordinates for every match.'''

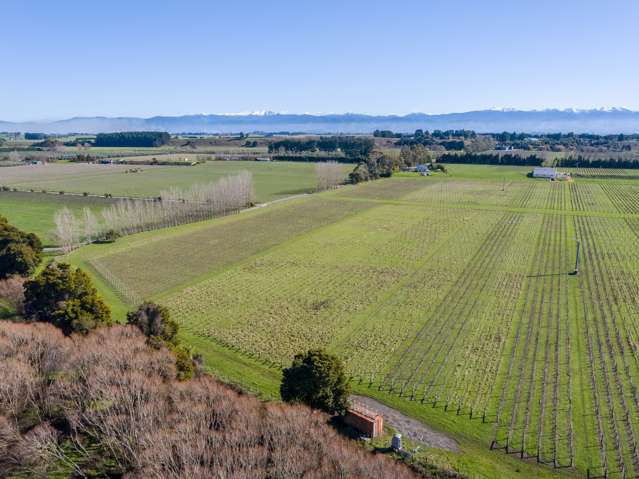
[532,167,557,179]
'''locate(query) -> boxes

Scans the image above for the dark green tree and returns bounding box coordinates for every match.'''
[127,301,195,380]
[281,349,350,415]
[127,302,178,347]
[0,215,43,278]
[348,162,370,184]
[23,263,111,335]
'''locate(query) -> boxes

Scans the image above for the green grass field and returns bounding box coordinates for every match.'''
[0,191,115,245]
[0,160,346,201]
[61,164,639,477]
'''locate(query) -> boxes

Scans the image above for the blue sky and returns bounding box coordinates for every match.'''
[2,0,638,120]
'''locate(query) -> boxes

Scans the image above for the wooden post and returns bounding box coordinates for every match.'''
[573,239,581,275]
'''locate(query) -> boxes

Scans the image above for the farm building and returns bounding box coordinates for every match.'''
[415,164,431,174]
[531,167,571,180]
[532,167,557,178]
[402,164,431,175]
[344,402,384,438]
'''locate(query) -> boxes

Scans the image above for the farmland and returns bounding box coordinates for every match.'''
[0,191,115,245]
[0,161,335,200]
[63,165,639,477]
[0,160,345,242]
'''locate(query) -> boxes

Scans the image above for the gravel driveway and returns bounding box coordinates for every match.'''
[351,395,461,452]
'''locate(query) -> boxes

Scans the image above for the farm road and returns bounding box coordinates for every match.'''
[351,395,461,452]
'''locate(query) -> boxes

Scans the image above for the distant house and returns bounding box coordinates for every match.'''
[532,167,571,180]
[402,164,431,175]
[495,144,514,151]
[532,167,558,178]
[255,157,272,162]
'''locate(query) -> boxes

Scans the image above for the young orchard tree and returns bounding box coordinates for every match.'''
[23,262,111,335]
[0,215,43,278]
[281,349,351,415]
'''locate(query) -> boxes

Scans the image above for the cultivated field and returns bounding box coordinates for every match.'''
[67,167,639,477]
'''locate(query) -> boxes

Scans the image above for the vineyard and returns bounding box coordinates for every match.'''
[69,172,639,477]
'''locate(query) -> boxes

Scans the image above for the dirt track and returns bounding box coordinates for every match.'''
[351,395,461,452]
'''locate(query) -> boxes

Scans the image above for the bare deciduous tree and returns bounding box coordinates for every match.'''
[52,171,256,247]
[53,207,80,253]
[82,208,98,243]
[0,276,25,314]
[0,322,418,479]
[7,151,21,164]
[315,161,344,191]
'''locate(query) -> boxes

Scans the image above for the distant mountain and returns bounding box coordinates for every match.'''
[2,109,639,134]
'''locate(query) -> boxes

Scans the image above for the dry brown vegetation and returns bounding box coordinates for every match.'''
[315,161,345,191]
[0,276,25,314]
[0,321,419,478]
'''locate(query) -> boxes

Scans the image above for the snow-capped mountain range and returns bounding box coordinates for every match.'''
[2,108,639,134]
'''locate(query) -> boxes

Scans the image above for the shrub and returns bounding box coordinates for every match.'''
[349,162,370,184]
[172,343,196,380]
[127,302,178,347]
[281,349,351,415]
[127,302,196,380]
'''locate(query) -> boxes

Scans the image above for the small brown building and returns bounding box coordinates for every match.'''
[344,408,384,438]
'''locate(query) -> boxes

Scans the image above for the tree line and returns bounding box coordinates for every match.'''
[555,155,639,169]
[439,152,543,166]
[53,172,255,252]
[24,132,47,140]
[268,136,375,159]
[94,131,171,147]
